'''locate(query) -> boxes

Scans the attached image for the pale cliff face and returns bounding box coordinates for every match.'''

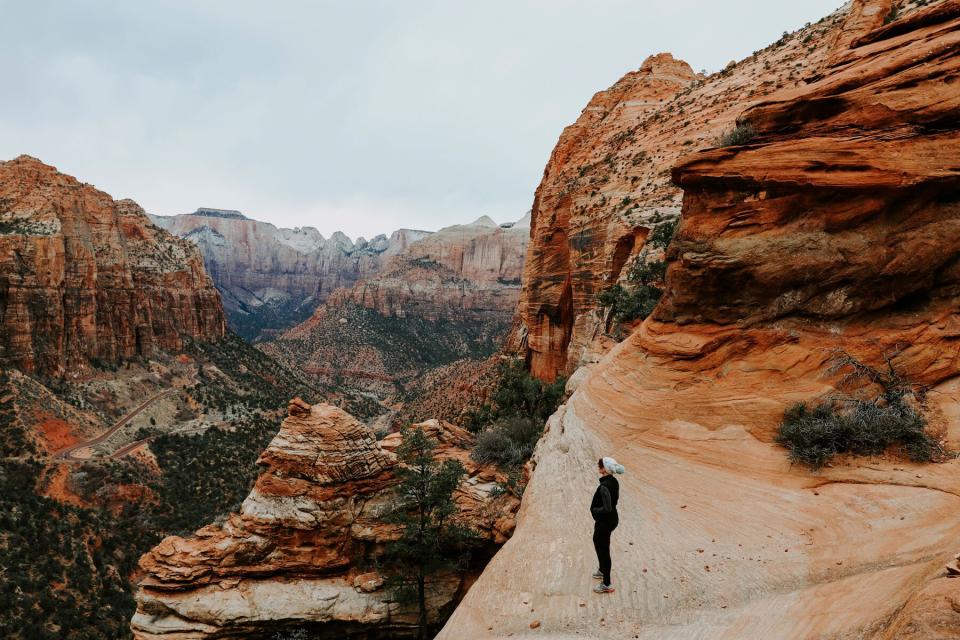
[150,210,400,340]
[0,156,225,377]
[441,1,960,638]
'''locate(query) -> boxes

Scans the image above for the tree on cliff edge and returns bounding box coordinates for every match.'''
[383,426,474,639]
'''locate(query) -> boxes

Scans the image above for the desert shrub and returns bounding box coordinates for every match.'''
[598,255,667,324]
[776,398,940,469]
[464,360,565,432]
[465,361,565,472]
[777,348,943,469]
[718,121,757,147]
[648,218,679,250]
[471,417,541,467]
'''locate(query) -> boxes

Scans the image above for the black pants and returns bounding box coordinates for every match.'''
[593,520,617,585]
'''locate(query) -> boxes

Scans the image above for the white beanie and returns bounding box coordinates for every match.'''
[602,456,625,474]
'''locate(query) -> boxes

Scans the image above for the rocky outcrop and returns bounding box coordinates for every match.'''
[518,1,915,381]
[440,1,960,638]
[0,156,225,377]
[150,210,426,341]
[132,399,519,638]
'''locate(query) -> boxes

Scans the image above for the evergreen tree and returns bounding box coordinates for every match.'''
[383,427,474,640]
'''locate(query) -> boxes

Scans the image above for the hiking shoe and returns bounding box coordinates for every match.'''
[593,583,615,594]
[592,570,603,580]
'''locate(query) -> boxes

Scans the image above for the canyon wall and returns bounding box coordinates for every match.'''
[440,1,960,637]
[151,210,431,341]
[519,0,904,381]
[131,399,519,638]
[0,156,225,378]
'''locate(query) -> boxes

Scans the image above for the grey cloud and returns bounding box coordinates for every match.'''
[0,0,841,238]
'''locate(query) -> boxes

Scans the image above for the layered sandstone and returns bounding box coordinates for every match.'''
[440,1,960,637]
[332,215,529,322]
[132,400,519,638]
[150,210,428,340]
[518,0,923,381]
[0,156,225,377]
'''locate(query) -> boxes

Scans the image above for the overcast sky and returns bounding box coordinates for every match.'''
[1,1,841,239]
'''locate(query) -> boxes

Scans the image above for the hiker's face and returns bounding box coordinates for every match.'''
[598,465,607,477]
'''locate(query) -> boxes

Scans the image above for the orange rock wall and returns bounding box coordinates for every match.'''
[519,1,906,381]
[0,156,225,377]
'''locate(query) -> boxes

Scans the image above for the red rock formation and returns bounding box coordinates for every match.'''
[441,2,960,638]
[0,156,225,377]
[131,400,519,638]
[518,0,935,381]
[663,0,960,382]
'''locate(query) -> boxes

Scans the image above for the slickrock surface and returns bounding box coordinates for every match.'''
[150,210,425,340]
[131,400,520,638]
[440,2,960,637]
[0,156,225,377]
[518,0,928,381]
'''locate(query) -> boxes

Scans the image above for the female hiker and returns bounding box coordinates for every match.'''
[591,456,624,594]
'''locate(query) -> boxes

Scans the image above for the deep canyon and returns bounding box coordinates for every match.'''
[2,0,959,638]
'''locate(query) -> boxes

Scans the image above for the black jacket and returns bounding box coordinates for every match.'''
[590,474,619,527]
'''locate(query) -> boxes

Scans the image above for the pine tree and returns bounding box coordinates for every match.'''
[383,426,475,640]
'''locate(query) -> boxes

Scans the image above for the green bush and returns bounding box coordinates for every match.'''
[598,256,667,324]
[465,360,566,472]
[472,417,540,467]
[776,398,942,469]
[648,218,678,250]
[718,121,757,147]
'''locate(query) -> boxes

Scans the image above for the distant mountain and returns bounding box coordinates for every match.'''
[150,209,437,341]
[262,212,530,419]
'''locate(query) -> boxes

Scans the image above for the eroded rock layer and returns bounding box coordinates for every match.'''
[518,0,917,381]
[0,156,225,377]
[132,400,519,638]
[440,1,960,638]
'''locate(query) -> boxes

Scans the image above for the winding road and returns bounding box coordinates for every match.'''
[53,389,176,461]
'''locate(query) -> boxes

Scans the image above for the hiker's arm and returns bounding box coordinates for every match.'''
[591,485,613,515]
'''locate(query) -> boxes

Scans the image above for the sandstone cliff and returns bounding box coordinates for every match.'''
[519,0,913,381]
[440,1,960,637]
[0,156,225,378]
[132,399,519,638]
[150,209,430,341]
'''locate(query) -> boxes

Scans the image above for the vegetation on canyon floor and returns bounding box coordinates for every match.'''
[228,293,321,344]
[468,360,567,474]
[776,350,946,469]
